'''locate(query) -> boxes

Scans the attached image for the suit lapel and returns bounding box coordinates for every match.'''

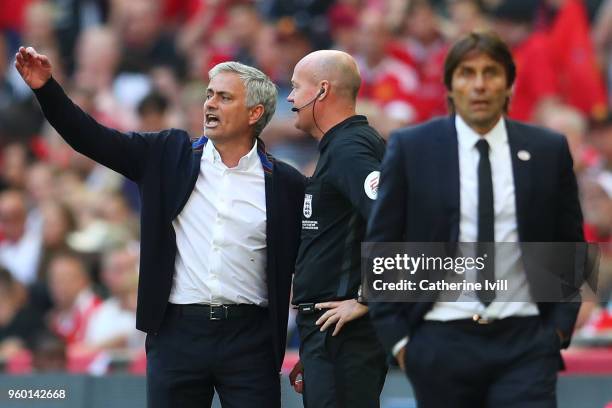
[259,143,277,291]
[437,116,460,243]
[506,119,531,241]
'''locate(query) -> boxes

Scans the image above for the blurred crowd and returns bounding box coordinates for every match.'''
[0,0,611,374]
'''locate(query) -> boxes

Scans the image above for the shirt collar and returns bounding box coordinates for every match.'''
[318,115,369,152]
[455,114,507,153]
[203,139,260,171]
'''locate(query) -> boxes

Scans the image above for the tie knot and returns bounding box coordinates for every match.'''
[475,139,489,156]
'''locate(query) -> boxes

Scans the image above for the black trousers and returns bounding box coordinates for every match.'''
[146,304,280,408]
[297,312,388,408]
[404,316,561,408]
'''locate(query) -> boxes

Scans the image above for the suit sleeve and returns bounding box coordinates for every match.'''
[327,136,382,221]
[365,132,412,353]
[551,135,584,348]
[33,78,152,183]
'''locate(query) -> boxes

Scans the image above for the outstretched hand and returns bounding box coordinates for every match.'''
[14,46,52,90]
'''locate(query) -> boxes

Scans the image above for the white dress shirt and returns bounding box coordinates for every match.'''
[393,115,538,356]
[169,140,268,306]
[425,115,538,320]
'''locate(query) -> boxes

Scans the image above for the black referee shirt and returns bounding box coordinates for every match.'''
[292,115,385,305]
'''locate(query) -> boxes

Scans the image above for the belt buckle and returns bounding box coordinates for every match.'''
[209,304,227,320]
[298,303,316,315]
[472,314,491,325]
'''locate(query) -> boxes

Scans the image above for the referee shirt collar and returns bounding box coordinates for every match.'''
[318,115,368,152]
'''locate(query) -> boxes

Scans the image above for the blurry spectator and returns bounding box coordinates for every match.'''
[96,191,139,238]
[591,115,612,170]
[26,163,56,210]
[354,11,421,134]
[137,91,169,132]
[47,252,101,345]
[37,200,77,280]
[115,0,185,78]
[31,332,66,372]
[489,0,560,122]
[0,33,19,111]
[546,0,608,121]
[148,66,183,128]
[593,0,612,107]
[394,0,449,120]
[73,26,137,131]
[0,267,45,358]
[52,0,109,75]
[226,4,268,69]
[0,189,42,285]
[21,1,58,55]
[582,172,612,242]
[83,245,143,351]
[25,162,57,235]
[1,144,31,189]
[327,1,359,53]
[0,0,32,35]
[444,0,490,38]
[260,18,318,168]
[179,81,207,139]
[536,103,595,174]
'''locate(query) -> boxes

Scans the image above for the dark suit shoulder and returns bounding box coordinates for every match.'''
[505,119,566,146]
[390,116,450,143]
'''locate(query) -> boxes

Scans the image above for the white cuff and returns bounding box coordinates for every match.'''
[392,336,409,357]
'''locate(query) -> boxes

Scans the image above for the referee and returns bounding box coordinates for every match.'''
[287,50,388,408]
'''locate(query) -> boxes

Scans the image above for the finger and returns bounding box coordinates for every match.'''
[315,301,339,310]
[37,54,51,68]
[315,309,335,325]
[332,318,345,336]
[320,313,340,332]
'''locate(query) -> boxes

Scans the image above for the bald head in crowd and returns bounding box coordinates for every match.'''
[288,50,362,138]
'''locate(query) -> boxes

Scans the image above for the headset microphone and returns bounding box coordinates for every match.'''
[291,88,325,112]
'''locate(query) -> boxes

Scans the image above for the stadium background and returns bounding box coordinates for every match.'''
[0,0,611,406]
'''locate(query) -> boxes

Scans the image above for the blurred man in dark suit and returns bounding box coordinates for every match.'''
[367,31,584,408]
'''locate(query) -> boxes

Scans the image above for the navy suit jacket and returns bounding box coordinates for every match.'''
[33,78,306,370]
[367,116,584,354]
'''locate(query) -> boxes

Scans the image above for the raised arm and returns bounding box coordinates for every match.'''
[15,46,152,182]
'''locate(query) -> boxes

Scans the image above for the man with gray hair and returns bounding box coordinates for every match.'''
[16,47,305,408]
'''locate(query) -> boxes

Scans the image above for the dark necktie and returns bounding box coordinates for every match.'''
[476,139,495,305]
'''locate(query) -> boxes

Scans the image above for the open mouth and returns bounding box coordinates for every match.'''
[205,113,220,128]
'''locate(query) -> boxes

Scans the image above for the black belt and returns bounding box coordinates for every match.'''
[167,303,266,320]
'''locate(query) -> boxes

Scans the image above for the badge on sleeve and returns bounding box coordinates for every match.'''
[364,171,380,200]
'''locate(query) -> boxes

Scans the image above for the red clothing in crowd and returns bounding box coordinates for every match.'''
[389,42,448,122]
[357,53,422,123]
[0,0,31,32]
[51,290,102,345]
[509,32,558,121]
[547,0,608,120]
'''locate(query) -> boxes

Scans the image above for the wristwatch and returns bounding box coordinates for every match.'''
[356,285,368,306]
